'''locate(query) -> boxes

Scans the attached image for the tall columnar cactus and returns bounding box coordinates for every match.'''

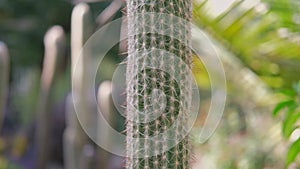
[0,42,9,130]
[126,0,193,169]
[96,81,116,169]
[36,25,66,169]
[64,94,78,169]
[65,3,95,169]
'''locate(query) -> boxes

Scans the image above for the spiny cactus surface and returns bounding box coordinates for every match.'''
[126,0,193,169]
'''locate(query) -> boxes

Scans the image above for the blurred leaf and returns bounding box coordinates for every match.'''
[283,111,300,138]
[273,100,296,116]
[194,0,300,88]
[279,89,297,97]
[213,0,244,23]
[293,81,300,94]
[287,138,300,166]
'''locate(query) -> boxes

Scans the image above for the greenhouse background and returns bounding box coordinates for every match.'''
[0,0,300,168]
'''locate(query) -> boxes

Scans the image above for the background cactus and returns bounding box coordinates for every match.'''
[97,81,117,169]
[67,2,125,168]
[36,25,66,169]
[0,42,9,130]
[64,93,79,169]
[126,0,193,169]
[65,3,95,169]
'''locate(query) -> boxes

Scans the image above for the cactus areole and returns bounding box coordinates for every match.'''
[126,0,193,168]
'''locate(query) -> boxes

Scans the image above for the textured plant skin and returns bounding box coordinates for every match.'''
[0,42,9,130]
[126,0,193,169]
[36,25,66,169]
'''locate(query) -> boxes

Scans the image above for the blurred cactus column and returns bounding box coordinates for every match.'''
[0,42,9,129]
[36,26,66,169]
[64,94,78,169]
[65,3,95,169]
[96,81,117,169]
[126,0,193,169]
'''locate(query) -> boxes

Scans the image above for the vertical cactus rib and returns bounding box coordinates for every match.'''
[126,0,193,169]
[36,25,66,169]
[0,42,9,130]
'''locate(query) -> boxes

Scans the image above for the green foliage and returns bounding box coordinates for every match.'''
[287,139,300,166]
[193,2,300,166]
[193,0,300,89]
[0,157,23,169]
[0,0,72,69]
[274,81,300,166]
[273,100,296,116]
[262,0,300,32]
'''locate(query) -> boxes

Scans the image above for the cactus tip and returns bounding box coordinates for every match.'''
[0,42,8,59]
[73,2,90,17]
[44,25,65,47]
